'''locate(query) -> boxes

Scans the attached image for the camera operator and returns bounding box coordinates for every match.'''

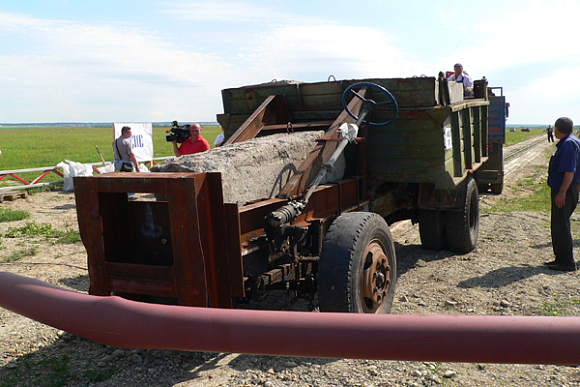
[172,123,210,157]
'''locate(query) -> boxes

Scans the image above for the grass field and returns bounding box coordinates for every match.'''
[0,124,222,170]
[504,127,544,145]
[0,124,222,186]
[0,124,552,188]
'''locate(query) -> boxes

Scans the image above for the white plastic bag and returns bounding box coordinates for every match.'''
[56,161,73,192]
[96,163,115,174]
[58,160,94,192]
[138,163,150,173]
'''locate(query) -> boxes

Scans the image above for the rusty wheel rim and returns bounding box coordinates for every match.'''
[359,239,391,313]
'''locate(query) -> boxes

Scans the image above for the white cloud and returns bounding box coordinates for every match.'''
[239,23,422,83]
[0,12,235,122]
[507,66,580,124]
[0,9,427,122]
[161,1,315,24]
[5,1,578,124]
[439,0,580,73]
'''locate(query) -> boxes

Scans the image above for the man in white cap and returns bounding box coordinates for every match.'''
[448,63,474,96]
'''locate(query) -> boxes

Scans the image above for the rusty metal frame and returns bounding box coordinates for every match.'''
[74,172,243,308]
[237,177,366,248]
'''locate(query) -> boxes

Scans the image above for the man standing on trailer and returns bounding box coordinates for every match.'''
[448,63,474,97]
[546,117,580,271]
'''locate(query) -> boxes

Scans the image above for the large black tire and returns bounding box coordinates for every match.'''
[444,177,479,254]
[418,209,446,250]
[318,212,397,313]
[491,176,504,195]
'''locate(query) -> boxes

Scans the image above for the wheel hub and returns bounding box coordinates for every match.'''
[360,240,391,313]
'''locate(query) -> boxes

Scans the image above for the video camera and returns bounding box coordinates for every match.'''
[166,120,191,143]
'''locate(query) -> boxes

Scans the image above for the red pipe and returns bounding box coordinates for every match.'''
[1,269,579,365]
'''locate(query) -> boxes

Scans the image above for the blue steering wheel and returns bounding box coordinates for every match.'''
[341,82,398,127]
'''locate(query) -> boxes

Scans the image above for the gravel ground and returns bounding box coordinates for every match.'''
[2,135,580,387]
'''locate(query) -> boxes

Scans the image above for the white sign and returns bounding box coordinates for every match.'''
[444,125,453,150]
[113,123,154,162]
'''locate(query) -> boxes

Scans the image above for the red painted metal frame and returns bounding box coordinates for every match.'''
[0,168,64,186]
[1,269,579,365]
[0,157,173,192]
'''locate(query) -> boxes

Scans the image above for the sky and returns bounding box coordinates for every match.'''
[0,0,579,125]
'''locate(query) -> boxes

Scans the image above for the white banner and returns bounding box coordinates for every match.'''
[113,123,154,162]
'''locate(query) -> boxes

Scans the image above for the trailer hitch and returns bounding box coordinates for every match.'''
[264,200,306,257]
[264,82,398,255]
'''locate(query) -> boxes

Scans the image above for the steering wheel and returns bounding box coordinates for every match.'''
[341,82,398,127]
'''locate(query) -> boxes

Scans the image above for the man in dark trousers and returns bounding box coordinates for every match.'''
[546,125,555,142]
[546,117,580,271]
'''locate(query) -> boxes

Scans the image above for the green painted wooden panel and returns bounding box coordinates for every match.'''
[221,77,439,116]
[219,77,489,190]
[366,107,450,185]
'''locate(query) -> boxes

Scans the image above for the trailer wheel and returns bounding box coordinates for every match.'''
[491,176,504,195]
[418,209,446,250]
[445,177,479,254]
[318,212,397,313]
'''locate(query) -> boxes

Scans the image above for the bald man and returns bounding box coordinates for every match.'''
[172,123,210,157]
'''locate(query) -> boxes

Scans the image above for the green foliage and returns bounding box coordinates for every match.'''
[26,185,62,195]
[542,295,580,316]
[55,229,82,244]
[14,354,71,387]
[84,367,117,382]
[0,353,116,387]
[482,176,550,213]
[2,246,39,262]
[2,221,81,244]
[0,208,30,223]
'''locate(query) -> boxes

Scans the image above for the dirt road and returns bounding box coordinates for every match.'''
[2,135,580,387]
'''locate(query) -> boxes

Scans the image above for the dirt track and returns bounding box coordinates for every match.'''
[2,134,580,387]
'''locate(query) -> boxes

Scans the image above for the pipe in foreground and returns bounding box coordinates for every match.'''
[0,269,579,365]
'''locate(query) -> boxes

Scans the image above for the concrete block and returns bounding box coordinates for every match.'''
[151,131,345,205]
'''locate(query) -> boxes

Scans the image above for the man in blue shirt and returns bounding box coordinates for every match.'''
[547,117,580,271]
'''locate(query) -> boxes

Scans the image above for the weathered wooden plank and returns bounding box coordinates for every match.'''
[225,95,289,145]
[278,89,367,198]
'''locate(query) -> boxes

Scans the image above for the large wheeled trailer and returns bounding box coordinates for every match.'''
[73,74,504,314]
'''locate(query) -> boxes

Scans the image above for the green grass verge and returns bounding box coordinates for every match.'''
[2,246,39,263]
[504,128,544,145]
[2,222,81,244]
[542,295,580,316]
[0,352,117,387]
[0,208,30,222]
[483,177,551,213]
